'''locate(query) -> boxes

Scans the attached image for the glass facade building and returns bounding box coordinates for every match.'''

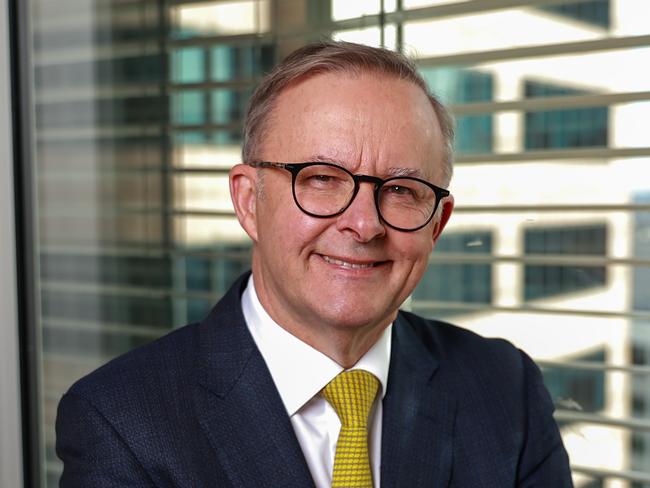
[4,0,650,486]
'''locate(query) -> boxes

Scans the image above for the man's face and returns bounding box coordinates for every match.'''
[234,71,452,342]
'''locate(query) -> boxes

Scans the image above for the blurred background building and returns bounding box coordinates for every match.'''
[2,0,650,486]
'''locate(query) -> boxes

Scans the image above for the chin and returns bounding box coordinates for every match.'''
[316,302,394,331]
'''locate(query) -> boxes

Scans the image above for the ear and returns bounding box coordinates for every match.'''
[229,163,260,242]
[431,194,454,244]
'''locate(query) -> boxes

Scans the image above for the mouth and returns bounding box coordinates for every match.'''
[320,254,384,269]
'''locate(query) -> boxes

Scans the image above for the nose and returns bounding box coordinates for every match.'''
[335,182,386,242]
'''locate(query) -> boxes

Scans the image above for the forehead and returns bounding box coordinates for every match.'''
[261,72,444,181]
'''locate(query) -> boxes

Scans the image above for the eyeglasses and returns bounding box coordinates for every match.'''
[247,161,450,232]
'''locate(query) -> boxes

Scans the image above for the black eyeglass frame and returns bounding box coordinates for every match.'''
[247,161,451,232]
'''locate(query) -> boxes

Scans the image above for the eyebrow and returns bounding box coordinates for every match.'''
[387,167,424,179]
[307,156,426,180]
[309,154,345,165]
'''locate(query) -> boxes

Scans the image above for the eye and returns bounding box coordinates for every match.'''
[311,174,337,183]
[303,173,345,186]
[384,184,414,196]
[297,165,351,189]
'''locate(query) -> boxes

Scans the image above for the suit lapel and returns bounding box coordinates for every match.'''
[381,313,456,488]
[193,275,315,488]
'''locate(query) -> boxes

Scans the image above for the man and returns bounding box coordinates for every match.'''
[56,41,573,487]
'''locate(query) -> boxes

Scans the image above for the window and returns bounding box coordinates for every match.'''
[542,350,606,417]
[524,224,607,300]
[413,231,492,308]
[525,80,608,150]
[633,193,650,311]
[420,67,493,154]
[540,0,611,29]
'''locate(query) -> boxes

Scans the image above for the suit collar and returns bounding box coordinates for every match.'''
[196,272,255,398]
[381,311,456,488]
[194,273,315,488]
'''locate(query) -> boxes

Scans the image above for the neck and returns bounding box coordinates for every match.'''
[250,271,392,369]
[286,322,387,369]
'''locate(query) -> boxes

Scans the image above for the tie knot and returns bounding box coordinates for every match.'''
[322,370,379,427]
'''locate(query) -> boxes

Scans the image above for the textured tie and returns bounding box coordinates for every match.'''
[322,370,380,488]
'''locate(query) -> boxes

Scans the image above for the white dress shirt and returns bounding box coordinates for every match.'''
[241,275,392,488]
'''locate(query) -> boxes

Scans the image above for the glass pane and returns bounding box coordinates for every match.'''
[211,88,250,125]
[170,0,271,38]
[331,0,397,21]
[403,0,463,8]
[172,90,206,125]
[402,1,637,59]
[174,174,233,212]
[172,131,242,168]
[23,0,270,484]
[171,47,205,84]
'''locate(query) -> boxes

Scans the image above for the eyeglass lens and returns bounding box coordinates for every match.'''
[293,164,437,230]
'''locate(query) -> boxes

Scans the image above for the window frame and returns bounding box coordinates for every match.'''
[1,0,26,486]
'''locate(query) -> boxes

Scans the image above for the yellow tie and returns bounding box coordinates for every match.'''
[322,370,380,488]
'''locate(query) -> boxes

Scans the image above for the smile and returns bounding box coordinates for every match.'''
[321,255,377,269]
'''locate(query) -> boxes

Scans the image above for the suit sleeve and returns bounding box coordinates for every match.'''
[516,350,574,487]
[56,391,155,488]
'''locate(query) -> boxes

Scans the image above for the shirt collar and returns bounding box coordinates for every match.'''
[241,274,392,416]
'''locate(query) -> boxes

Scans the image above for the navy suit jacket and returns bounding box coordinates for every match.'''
[56,273,573,487]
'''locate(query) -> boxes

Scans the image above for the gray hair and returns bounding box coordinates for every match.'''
[242,41,455,186]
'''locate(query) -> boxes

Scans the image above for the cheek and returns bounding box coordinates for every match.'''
[257,202,329,259]
[390,234,434,286]
[393,232,434,263]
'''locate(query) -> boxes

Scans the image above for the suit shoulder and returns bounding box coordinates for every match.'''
[398,310,521,359]
[396,310,533,388]
[395,311,550,428]
[66,322,200,401]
